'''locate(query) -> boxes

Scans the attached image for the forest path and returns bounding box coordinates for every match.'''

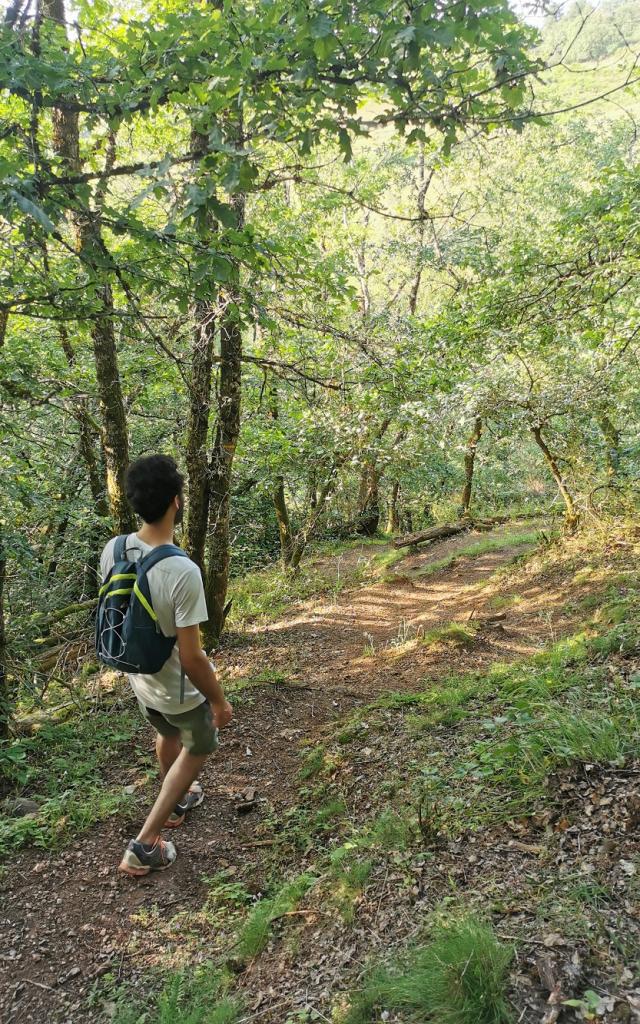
[2,521,564,1023]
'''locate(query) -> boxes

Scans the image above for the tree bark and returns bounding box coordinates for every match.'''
[273,476,294,566]
[202,189,245,646]
[44,0,134,533]
[531,424,578,529]
[268,384,294,565]
[409,143,429,315]
[393,520,472,550]
[459,416,483,517]
[289,459,345,570]
[185,127,218,573]
[387,479,400,534]
[76,222,135,533]
[356,463,381,536]
[185,298,216,572]
[356,417,391,536]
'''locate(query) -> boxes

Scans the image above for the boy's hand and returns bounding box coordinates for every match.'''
[213,699,233,729]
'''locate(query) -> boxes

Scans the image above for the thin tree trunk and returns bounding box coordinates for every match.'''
[203,300,243,644]
[409,144,429,315]
[387,480,400,534]
[356,417,391,536]
[289,457,346,570]
[531,424,578,529]
[75,222,135,533]
[460,416,483,517]
[356,464,381,536]
[185,127,217,573]
[44,0,134,533]
[202,188,245,646]
[268,384,294,565]
[273,476,294,565]
[185,299,216,572]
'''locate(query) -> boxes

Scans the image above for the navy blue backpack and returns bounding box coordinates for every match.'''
[95,535,189,688]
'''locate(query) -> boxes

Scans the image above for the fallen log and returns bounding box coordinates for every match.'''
[393,520,471,549]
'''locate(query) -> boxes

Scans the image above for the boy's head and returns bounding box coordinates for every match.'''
[125,455,185,525]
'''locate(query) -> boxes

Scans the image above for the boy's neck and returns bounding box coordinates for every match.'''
[136,515,175,548]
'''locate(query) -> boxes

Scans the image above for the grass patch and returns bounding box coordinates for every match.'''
[404,529,543,581]
[236,873,317,961]
[328,847,375,922]
[0,701,143,858]
[226,667,293,695]
[423,621,477,648]
[345,916,514,1024]
[365,809,413,851]
[106,965,241,1024]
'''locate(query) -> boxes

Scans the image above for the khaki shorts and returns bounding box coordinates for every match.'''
[137,699,219,756]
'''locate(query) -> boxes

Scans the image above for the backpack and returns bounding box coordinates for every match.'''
[95,535,189,692]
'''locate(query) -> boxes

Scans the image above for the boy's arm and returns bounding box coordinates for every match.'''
[176,625,232,728]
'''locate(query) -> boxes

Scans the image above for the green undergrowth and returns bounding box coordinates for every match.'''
[103,965,242,1024]
[236,872,317,960]
[0,697,144,858]
[422,621,477,648]
[344,916,514,1024]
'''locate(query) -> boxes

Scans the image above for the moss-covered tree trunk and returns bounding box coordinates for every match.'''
[273,476,294,566]
[460,416,483,517]
[387,479,401,534]
[531,423,578,529]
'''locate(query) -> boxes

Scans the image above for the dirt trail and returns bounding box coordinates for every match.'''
[1,523,561,1022]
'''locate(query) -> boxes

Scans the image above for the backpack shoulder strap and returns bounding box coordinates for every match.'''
[137,544,189,577]
[113,534,130,563]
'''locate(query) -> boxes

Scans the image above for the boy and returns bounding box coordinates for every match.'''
[99,454,232,876]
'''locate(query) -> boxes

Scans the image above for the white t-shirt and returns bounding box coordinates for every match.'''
[99,534,208,714]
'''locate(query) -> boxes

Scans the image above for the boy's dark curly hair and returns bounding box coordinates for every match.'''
[125,454,184,524]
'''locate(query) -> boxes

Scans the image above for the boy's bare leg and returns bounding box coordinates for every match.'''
[156,733,182,777]
[137,749,208,845]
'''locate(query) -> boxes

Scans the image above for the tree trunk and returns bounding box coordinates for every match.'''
[185,127,218,573]
[387,480,400,534]
[598,413,621,479]
[202,188,245,646]
[459,416,483,517]
[185,299,216,572]
[268,384,294,565]
[44,0,134,533]
[393,520,472,550]
[273,476,294,566]
[355,417,391,536]
[409,143,428,315]
[356,464,381,536]
[288,458,346,570]
[76,222,135,534]
[531,424,578,529]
